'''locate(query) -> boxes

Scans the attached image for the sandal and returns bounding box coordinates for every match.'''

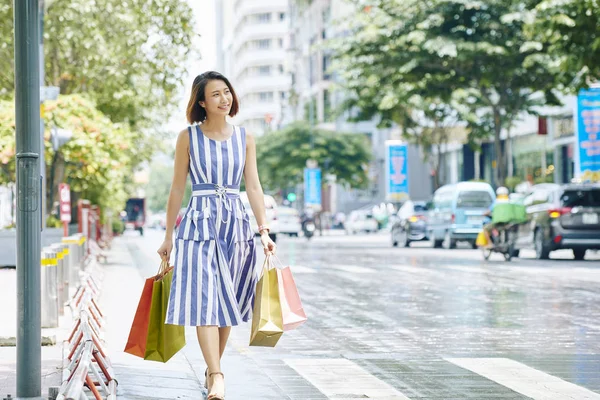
[207,372,225,400]
[204,368,209,390]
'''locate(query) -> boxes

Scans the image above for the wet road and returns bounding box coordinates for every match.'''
[122,228,600,399]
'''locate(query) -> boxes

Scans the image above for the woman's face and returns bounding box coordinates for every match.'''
[201,79,233,117]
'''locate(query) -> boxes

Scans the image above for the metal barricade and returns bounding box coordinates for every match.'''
[51,243,68,315]
[41,247,59,328]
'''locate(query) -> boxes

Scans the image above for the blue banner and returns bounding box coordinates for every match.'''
[385,141,409,202]
[304,168,321,208]
[577,88,600,182]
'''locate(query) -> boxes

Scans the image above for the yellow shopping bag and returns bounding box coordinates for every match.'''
[249,256,284,347]
[476,231,489,247]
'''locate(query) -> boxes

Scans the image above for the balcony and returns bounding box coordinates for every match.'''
[236,74,292,97]
[234,49,287,76]
[231,22,289,55]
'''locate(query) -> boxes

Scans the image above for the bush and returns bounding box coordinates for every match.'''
[46,214,63,228]
[504,176,522,192]
[112,219,125,235]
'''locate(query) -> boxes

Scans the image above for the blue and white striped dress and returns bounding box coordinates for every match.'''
[165,124,258,327]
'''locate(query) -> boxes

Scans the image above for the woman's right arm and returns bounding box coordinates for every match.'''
[158,129,190,261]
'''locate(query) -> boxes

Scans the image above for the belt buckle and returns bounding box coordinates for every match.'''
[215,184,226,197]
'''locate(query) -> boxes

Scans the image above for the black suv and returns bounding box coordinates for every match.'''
[514,183,600,260]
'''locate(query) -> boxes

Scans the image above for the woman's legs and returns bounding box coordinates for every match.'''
[218,327,231,358]
[196,326,225,396]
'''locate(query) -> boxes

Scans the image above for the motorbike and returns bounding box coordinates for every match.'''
[478,216,518,261]
[302,218,316,240]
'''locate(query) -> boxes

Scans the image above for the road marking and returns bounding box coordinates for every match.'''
[329,264,376,274]
[446,357,600,400]
[289,265,318,274]
[284,358,411,399]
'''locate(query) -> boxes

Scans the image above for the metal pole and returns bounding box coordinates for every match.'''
[14,0,43,399]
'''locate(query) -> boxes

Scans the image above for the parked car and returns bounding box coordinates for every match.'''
[240,192,279,242]
[428,182,495,249]
[345,210,378,234]
[514,183,600,260]
[391,201,429,247]
[277,206,302,237]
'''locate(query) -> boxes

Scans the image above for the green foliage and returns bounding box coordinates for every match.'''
[112,219,125,235]
[46,214,63,228]
[526,0,600,90]
[0,0,196,131]
[0,94,154,212]
[256,122,372,191]
[328,0,563,185]
[144,158,193,213]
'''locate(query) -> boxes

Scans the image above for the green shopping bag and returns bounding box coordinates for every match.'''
[143,262,186,362]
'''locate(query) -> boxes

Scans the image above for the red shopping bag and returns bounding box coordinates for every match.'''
[275,260,307,331]
[124,276,154,357]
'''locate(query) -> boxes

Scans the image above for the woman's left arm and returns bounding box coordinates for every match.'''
[244,132,276,255]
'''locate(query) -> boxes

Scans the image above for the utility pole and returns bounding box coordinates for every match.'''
[14,0,44,399]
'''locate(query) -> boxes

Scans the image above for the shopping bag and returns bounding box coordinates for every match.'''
[123,275,154,358]
[276,263,307,331]
[249,257,283,347]
[476,231,489,247]
[144,264,186,362]
[124,261,185,362]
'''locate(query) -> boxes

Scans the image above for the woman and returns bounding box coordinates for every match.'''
[157,71,276,400]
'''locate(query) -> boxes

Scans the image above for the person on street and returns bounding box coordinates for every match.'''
[482,186,510,246]
[157,71,276,400]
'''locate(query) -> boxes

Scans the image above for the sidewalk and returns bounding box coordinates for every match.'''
[101,238,294,400]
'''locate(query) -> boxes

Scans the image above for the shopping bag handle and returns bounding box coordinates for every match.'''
[155,260,170,279]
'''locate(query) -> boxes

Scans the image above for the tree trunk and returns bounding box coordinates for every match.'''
[493,108,505,186]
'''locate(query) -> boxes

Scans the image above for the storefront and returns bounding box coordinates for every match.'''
[550,114,577,184]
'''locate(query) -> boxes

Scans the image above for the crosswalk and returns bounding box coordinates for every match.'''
[279,356,600,400]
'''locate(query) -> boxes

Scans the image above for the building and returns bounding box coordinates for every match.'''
[221,0,292,135]
[437,95,580,188]
[287,0,432,212]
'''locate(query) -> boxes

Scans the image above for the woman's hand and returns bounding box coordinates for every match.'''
[157,238,173,262]
[260,232,276,255]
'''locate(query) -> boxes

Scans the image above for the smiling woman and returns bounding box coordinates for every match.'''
[156,70,277,400]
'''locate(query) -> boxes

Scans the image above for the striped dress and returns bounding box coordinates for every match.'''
[165,124,258,327]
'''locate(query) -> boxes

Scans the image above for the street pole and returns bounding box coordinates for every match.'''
[14,0,43,399]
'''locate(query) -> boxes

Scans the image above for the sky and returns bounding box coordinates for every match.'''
[164,0,218,135]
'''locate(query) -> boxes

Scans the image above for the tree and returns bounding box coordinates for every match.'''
[256,122,372,192]
[0,94,153,212]
[526,0,600,90]
[0,0,196,130]
[145,158,193,213]
[329,0,562,185]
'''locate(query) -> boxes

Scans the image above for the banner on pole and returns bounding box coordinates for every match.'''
[576,88,600,182]
[385,141,409,202]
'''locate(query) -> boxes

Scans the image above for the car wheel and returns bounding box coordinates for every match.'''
[573,249,586,261]
[470,241,478,250]
[391,228,399,247]
[510,248,520,258]
[534,229,550,260]
[443,231,456,249]
[429,231,443,248]
[398,229,410,248]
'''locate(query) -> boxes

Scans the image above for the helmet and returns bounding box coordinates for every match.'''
[496,186,509,196]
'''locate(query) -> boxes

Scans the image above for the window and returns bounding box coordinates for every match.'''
[251,13,271,24]
[253,39,271,49]
[258,92,274,102]
[257,65,271,75]
[279,12,286,21]
[279,64,284,74]
[456,191,493,208]
[323,89,332,122]
[560,189,600,208]
[278,38,284,48]
[322,54,331,80]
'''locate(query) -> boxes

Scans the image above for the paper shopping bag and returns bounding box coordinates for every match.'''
[144,265,186,362]
[249,257,283,347]
[277,267,307,331]
[123,275,154,358]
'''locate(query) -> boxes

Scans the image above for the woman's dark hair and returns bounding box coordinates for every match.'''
[186,71,240,124]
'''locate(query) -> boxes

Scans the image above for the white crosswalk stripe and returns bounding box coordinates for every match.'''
[284,358,412,399]
[447,357,600,400]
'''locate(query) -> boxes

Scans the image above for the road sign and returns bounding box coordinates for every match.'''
[304,168,321,209]
[576,88,600,182]
[59,183,71,223]
[385,141,410,202]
